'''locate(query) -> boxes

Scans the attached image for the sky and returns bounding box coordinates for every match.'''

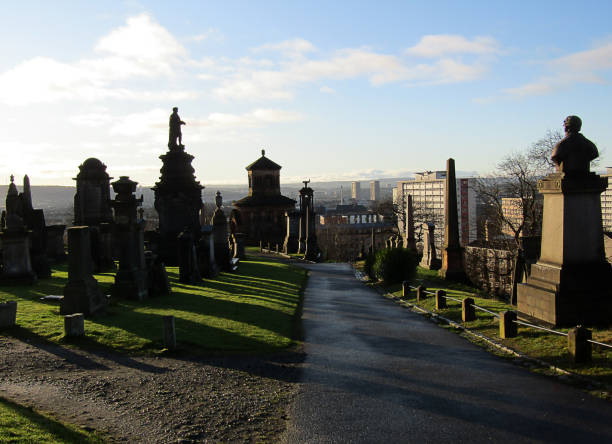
[0,0,611,186]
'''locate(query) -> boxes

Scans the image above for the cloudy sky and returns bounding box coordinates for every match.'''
[1,0,611,186]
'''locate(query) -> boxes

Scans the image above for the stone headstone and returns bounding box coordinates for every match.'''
[283,211,300,254]
[178,228,201,284]
[198,225,219,278]
[64,313,85,337]
[419,223,441,270]
[45,224,66,262]
[212,192,231,271]
[61,226,107,316]
[234,233,246,260]
[439,158,467,281]
[145,251,171,297]
[73,158,113,226]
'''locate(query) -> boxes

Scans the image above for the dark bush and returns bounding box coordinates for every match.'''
[364,251,376,280]
[373,247,419,284]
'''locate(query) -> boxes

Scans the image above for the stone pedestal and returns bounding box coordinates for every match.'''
[153,147,203,265]
[517,173,612,326]
[61,226,107,316]
[0,230,37,284]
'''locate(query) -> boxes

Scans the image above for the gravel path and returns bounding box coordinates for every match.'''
[282,263,612,443]
[0,336,303,443]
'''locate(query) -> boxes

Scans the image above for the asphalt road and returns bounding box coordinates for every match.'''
[282,263,612,443]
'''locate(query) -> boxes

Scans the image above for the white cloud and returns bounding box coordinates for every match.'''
[405,35,500,58]
[190,28,223,43]
[320,86,336,94]
[0,13,191,106]
[254,38,316,55]
[504,40,612,97]
[212,47,489,100]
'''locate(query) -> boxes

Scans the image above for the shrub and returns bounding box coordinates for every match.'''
[373,247,419,284]
[364,251,376,280]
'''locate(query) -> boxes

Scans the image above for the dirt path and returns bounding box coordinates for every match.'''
[0,337,303,443]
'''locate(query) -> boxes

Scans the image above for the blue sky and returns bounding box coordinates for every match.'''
[0,1,611,186]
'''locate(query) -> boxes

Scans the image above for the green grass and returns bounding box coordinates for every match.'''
[381,266,612,386]
[0,255,307,354]
[0,397,104,443]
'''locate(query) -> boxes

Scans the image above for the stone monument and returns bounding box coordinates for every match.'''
[198,225,219,278]
[419,223,441,270]
[404,194,416,250]
[111,176,148,300]
[212,191,231,271]
[517,116,612,326]
[20,175,50,278]
[0,175,37,284]
[73,158,114,271]
[153,108,203,265]
[178,228,201,283]
[61,226,107,316]
[439,158,467,281]
[299,180,319,261]
[232,150,296,246]
[283,210,300,254]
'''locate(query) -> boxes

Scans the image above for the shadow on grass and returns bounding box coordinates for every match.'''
[0,396,103,443]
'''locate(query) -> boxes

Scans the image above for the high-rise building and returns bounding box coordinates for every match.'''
[370,180,380,202]
[351,181,360,201]
[602,167,612,231]
[394,171,477,249]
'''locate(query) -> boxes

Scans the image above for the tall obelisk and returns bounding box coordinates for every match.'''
[439,158,467,281]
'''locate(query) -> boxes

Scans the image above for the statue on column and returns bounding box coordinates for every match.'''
[551,115,598,174]
[168,107,186,149]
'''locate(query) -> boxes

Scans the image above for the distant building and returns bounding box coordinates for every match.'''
[394,171,478,250]
[233,150,296,246]
[602,167,612,231]
[501,198,522,237]
[351,181,360,201]
[370,180,380,202]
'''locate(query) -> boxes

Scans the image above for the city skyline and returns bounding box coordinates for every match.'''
[1,1,611,186]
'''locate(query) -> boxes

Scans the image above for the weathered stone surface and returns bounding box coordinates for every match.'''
[0,230,37,284]
[73,158,113,226]
[0,301,17,328]
[45,224,66,262]
[198,226,219,278]
[64,313,85,337]
[419,223,440,270]
[61,226,107,316]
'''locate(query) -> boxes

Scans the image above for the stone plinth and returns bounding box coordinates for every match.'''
[0,230,37,284]
[153,148,203,265]
[517,172,612,326]
[61,226,107,316]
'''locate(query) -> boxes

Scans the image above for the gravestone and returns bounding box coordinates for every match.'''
[300,180,319,261]
[212,192,231,271]
[283,210,300,254]
[0,301,17,328]
[178,228,201,284]
[111,176,148,300]
[153,108,203,265]
[21,176,51,278]
[517,116,612,326]
[419,223,441,270]
[198,225,219,278]
[439,158,467,281]
[61,226,107,316]
[234,233,246,259]
[145,251,171,297]
[45,224,66,262]
[0,176,36,284]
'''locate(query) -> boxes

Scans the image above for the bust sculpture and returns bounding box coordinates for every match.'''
[551,115,598,175]
[168,107,186,149]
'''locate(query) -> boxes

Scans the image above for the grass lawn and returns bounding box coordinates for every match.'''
[0,397,104,443]
[366,265,612,387]
[0,253,307,354]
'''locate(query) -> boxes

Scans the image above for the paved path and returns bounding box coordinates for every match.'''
[282,263,612,443]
